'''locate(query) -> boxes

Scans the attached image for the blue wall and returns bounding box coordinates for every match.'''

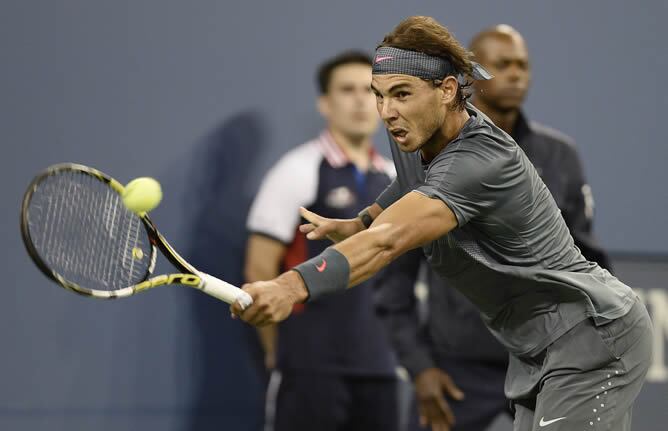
[1,1,666,430]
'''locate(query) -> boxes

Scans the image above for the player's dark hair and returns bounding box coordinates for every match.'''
[317,51,373,95]
[378,16,474,111]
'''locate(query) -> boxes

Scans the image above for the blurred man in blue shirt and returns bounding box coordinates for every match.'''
[245,51,399,431]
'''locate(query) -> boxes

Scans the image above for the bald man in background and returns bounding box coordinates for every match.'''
[471,25,611,266]
[375,25,613,431]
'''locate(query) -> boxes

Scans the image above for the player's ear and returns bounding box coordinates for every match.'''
[317,95,330,119]
[439,76,458,107]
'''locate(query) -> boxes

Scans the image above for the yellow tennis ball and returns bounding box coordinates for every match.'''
[122,177,162,215]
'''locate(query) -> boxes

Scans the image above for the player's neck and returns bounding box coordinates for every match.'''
[420,109,470,163]
[473,99,519,135]
[328,127,372,172]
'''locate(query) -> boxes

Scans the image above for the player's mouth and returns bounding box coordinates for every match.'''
[390,128,408,143]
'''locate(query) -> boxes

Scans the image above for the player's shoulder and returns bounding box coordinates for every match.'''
[452,124,514,164]
[431,126,520,184]
[529,120,578,152]
[431,136,501,179]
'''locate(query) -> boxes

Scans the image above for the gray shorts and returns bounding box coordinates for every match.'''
[507,298,653,431]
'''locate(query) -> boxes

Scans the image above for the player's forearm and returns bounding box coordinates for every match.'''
[357,202,384,229]
[366,202,385,218]
[334,223,405,286]
[293,192,456,302]
[293,222,410,301]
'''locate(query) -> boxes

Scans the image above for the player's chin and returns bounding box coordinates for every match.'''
[394,133,419,152]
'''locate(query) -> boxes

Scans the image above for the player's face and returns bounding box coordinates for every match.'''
[371,74,446,153]
[473,35,531,112]
[319,63,379,140]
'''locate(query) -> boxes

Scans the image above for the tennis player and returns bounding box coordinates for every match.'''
[233,16,652,431]
[377,24,617,431]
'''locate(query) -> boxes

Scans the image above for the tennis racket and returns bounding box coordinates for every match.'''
[20,163,253,309]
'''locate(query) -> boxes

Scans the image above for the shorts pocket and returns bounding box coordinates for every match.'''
[546,319,619,372]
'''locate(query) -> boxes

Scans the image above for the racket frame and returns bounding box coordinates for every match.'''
[20,163,237,303]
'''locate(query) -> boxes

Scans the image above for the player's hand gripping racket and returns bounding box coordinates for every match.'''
[20,163,252,309]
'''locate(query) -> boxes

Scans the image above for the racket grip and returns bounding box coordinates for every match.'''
[198,272,253,310]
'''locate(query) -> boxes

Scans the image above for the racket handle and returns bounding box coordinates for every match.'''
[197,272,253,310]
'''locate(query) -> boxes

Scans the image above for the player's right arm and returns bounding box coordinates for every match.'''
[234,143,502,325]
[234,191,459,327]
[299,175,406,241]
[299,203,382,242]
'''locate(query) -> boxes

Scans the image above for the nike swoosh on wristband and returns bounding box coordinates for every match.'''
[539,417,567,427]
[315,259,327,272]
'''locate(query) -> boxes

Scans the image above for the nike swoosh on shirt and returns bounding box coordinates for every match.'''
[539,417,567,427]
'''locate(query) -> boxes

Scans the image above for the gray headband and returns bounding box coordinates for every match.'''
[372,46,493,82]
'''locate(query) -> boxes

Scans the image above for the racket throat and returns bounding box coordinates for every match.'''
[135,273,201,292]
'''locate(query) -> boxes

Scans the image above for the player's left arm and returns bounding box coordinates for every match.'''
[233,146,494,326]
[232,191,457,326]
[334,191,456,287]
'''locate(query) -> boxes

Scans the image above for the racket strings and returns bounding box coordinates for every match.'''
[27,171,152,290]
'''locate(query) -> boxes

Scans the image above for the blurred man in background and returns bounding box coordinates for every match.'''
[471,25,611,267]
[245,51,398,431]
[376,24,615,431]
